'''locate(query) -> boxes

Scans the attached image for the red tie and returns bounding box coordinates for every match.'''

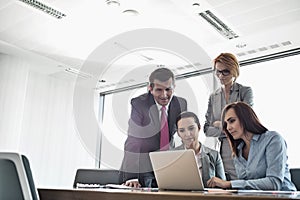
[160,106,169,151]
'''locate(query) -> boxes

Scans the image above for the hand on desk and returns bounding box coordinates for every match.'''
[122,179,141,188]
[207,177,231,189]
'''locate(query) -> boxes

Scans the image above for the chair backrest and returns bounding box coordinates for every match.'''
[290,168,300,191]
[73,169,121,188]
[0,152,39,200]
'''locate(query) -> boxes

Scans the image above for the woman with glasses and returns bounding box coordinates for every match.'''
[207,102,296,191]
[203,53,253,181]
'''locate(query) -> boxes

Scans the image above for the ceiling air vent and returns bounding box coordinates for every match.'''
[237,41,294,57]
[258,47,268,51]
[64,68,93,79]
[199,10,238,40]
[282,41,292,46]
[270,44,280,49]
[18,0,66,19]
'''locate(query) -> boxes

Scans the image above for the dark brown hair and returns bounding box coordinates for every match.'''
[176,111,201,130]
[149,67,175,88]
[221,102,268,156]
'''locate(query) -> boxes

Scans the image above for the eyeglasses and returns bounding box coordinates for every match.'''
[215,69,230,76]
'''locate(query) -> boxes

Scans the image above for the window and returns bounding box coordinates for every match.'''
[99,54,300,169]
[238,55,300,167]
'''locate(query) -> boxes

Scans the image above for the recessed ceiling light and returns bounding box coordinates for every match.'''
[122,9,139,16]
[106,0,120,7]
[64,68,93,79]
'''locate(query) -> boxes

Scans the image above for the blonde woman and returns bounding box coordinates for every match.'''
[204,53,253,180]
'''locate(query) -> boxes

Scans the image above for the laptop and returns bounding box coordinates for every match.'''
[149,149,205,191]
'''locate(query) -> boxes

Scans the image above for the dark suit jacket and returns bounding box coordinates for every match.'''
[120,92,187,187]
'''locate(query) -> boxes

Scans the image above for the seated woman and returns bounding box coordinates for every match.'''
[175,111,226,187]
[207,102,296,191]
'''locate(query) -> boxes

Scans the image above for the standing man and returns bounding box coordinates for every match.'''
[120,67,187,188]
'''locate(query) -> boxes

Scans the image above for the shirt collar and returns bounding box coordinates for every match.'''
[231,82,239,92]
[183,141,202,156]
[237,140,245,151]
[252,134,260,141]
[237,134,260,151]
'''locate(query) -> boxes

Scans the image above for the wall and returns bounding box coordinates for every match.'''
[0,54,96,188]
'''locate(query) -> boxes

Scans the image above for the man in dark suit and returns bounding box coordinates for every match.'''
[120,67,187,188]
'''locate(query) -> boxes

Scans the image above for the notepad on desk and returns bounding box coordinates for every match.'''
[76,183,133,189]
[76,183,103,188]
[105,184,133,189]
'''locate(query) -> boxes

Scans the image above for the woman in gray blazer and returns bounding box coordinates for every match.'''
[204,53,253,180]
[175,111,226,187]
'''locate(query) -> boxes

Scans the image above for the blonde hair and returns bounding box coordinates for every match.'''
[213,53,240,82]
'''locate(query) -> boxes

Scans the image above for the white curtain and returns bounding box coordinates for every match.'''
[0,54,96,188]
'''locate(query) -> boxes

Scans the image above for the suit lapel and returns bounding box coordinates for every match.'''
[168,96,179,135]
[229,83,239,102]
[214,89,223,118]
[148,93,160,131]
[200,152,211,186]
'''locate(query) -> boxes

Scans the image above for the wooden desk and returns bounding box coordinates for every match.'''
[38,188,300,200]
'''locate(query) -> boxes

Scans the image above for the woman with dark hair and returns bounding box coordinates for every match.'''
[207,102,296,191]
[175,111,226,187]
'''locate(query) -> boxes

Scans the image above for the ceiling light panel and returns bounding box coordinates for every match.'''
[199,10,239,40]
[18,0,66,19]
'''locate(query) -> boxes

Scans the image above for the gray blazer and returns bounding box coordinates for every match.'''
[175,142,226,187]
[204,82,253,137]
[203,82,253,180]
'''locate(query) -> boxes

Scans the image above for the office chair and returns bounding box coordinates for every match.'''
[0,152,39,200]
[290,168,300,191]
[73,168,121,188]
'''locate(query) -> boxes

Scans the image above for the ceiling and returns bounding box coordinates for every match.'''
[0,0,300,92]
